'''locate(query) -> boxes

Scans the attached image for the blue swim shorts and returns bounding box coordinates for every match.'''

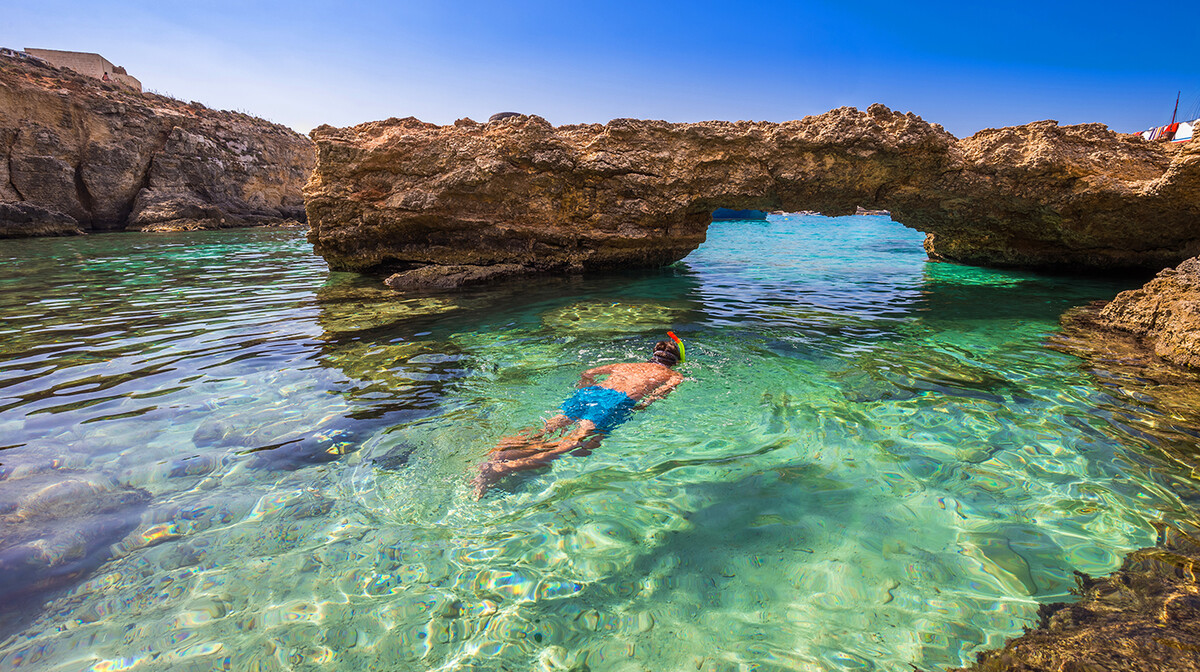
[560,386,637,433]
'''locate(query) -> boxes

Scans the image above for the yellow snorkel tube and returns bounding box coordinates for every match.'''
[667,331,685,363]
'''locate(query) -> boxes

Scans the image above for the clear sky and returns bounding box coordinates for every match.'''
[7,0,1197,138]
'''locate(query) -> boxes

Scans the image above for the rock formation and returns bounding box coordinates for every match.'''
[304,109,1200,286]
[0,464,151,634]
[956,523,1200,672]
[0,49,314,237]
[996,258,1200,672]
[1089,256,1200,369]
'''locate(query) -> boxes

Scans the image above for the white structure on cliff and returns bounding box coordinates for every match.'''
[23,48,141,93]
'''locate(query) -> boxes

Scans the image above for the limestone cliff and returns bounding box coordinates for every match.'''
[0,49,314,237]
[304,109,1200,284]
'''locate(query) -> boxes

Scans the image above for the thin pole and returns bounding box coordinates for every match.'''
[1171,91,1180,125]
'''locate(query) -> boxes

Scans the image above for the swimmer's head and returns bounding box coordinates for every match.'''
[650,340,680,367]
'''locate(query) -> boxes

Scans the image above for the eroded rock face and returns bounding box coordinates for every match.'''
[0,49,314,237]
[0,201,82,237]
[305,109,1200,280]
[1092,256,1200,369]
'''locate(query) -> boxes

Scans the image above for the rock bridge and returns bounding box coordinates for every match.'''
[304,105,1200,288]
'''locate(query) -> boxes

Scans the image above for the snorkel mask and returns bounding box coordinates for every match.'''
[667,331,685,363]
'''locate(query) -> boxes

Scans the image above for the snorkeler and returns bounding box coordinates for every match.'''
[472,333,687,498]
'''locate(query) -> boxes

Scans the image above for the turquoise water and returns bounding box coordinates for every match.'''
[1,216,1198,671]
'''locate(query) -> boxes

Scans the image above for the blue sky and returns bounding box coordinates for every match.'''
[7,0,1196,137]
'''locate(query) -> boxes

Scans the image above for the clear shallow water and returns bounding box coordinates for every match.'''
[1,217,1199,671]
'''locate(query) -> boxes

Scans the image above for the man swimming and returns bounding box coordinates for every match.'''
[472,335,686,497]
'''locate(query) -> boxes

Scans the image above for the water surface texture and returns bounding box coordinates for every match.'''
[2,217,1199,671]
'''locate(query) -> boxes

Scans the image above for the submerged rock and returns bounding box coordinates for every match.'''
[0,471,150,606]
[372,443,419,470]
[0,49,314,237]
[1008,265,1200,671]
[383,263,532,290]
[305,107,1200,283]
[956,523,1200,672]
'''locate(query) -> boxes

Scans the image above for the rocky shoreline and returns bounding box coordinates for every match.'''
[955,523,1200,672]
[0,49,314,237]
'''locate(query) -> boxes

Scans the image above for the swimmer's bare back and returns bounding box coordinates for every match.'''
[578,362,684,405]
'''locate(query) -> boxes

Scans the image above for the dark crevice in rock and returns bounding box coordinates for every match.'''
[5,141,23,202]
[71,162,95,221]
[123,129,173,224]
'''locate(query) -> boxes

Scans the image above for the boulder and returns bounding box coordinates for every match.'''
[383,263,532,290]
[0,470,150,607]
[0,201,82,237]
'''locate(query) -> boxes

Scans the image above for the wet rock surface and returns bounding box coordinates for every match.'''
[955,523,1200,672]
[383,263,533,290]
[0,49,314,237]
[305,109,1200,283]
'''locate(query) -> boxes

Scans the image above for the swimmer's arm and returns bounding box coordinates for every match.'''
[578,364,617,387]
[634,373,684,409]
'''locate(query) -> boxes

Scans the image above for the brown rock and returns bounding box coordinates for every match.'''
[0,49,314,237]
[955,524,1200,672]
[383,263,532,290]
[1095,256,1200,369]
[305,106,957,276]
[0,201,82,237]
[304,106,1200,283]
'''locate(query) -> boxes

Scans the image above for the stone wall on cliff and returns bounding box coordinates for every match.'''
[304,109,1200,285]
[0,49,314,237]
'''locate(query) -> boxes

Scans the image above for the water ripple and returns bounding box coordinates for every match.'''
[2,220,1199,672]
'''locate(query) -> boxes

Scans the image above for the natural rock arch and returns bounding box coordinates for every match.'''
[304,106,1200,287]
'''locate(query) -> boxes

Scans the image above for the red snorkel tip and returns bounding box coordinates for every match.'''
[666,331,685,363]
